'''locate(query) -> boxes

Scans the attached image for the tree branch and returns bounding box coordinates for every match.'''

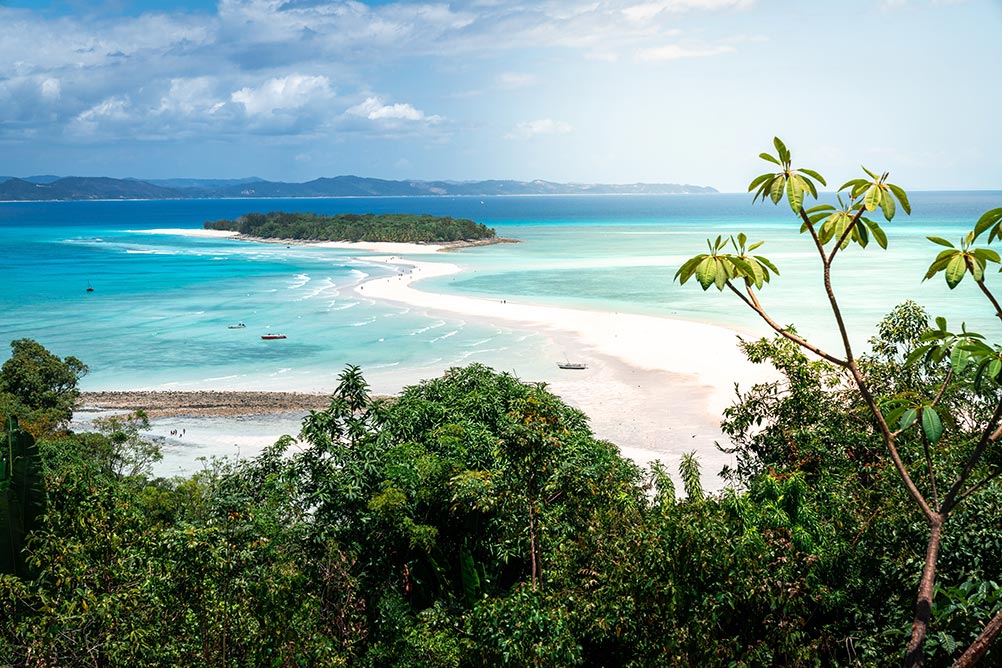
[952,607,1002,668]
[827,206,867,266]
[956,465,1002,504]
[976,279,1002,323]
[922,430,939,510]
[798,208,829,265]
[725,281,848,367]
[942,397,1002,514]
[931,368,954,409]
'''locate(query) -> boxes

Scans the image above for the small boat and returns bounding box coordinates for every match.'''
[228,322,246,329]
[86,281,94,292]
[557,362,587,370]
[261,333,287,340]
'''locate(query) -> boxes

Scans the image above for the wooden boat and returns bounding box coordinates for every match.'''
[557,362,586,370]
[261,333,287,340]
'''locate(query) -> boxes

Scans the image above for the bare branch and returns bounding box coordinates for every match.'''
[930,368,954,409]
[942,397,1002,514]
[725,281,847,367]
[922,430,939,510]
[957,465,1002,504]
[798,208,829,265]
[975,279,1002,323]
[952,607,1002,668]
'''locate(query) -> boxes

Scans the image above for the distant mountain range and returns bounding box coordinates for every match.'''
[0,175,716,201]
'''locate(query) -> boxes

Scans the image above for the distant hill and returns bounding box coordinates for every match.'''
[0,174,717,201]
[0,177,181,201]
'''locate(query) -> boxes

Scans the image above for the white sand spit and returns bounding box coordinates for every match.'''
[357,257,777,486]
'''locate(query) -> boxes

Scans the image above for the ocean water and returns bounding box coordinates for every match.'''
[4,191,1002,395]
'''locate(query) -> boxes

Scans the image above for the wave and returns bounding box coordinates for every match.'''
[295,277,337,301]
[367,361,401,370]
[463,338,493,348]
[125,249,178,255]
[409,320,447,335]
[327,301,358,311]
[430,329,459,343]
[288,273,310,289]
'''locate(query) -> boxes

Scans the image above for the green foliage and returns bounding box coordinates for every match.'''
[0,338,87,434]
[1,417,46,577]
[748,136,826,212]
[674,233,779,291]
[923,231,1001,288]
[204,211,497,243]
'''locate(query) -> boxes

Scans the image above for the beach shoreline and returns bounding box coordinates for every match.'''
[134,227,520,254]
[104,227,774,484]
[77,390,333,419]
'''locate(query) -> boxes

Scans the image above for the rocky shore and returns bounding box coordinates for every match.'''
[77,391,334,419]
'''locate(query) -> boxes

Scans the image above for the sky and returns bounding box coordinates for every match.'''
[0,0,999,191]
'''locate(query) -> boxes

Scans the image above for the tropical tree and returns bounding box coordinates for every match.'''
[676,138,1002,666]
[0,338,87,435]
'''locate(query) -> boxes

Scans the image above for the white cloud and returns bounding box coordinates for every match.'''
[231,74,334,116]
[506,118,572,140]
[347,96,442,122]
[40,78,61,100]
[635,43,734,60]
[77,96,131,123]
[624,0,753,21]
[497,72,537,89]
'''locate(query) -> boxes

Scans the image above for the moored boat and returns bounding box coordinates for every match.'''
[261,333,287,340]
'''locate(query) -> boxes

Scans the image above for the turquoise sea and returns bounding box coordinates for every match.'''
[3,192,1002,396]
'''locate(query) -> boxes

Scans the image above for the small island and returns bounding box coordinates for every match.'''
[204,211,500,244]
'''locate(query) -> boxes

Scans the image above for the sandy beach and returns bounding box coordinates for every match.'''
[354,256,775,477]
[120,227,775,484]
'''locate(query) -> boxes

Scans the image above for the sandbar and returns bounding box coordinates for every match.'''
[132,226,517,255]
[357,256,776,479]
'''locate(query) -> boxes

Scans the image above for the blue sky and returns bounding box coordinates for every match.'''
[0,0,999,191]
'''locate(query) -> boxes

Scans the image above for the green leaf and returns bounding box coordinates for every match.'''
[747,172,774,192]
[696,256,716,290]
[769,175,785,205]
[865,219,888,249]
[945,254,967,288]
[838,179,867,193]
[974,207,1002,240]
[899,408,918,430]
[755,255,780,275]
[921,407,943,444]
[674,255,705,284]
[758,153,781,166]
[928,236,955,248]
[879,187,896,221]
[713,258,728,290]
[973,248,1001,263]
[797,168,827,186]
[798,174,818,200]
[970,255,984,281]
[773,137,789,163]
[990,358,1002,380]
[786,174,804,212]
[887,183,911,216]
[861,165,880,181]
[950,344,969,373]
[864,184,882,212]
